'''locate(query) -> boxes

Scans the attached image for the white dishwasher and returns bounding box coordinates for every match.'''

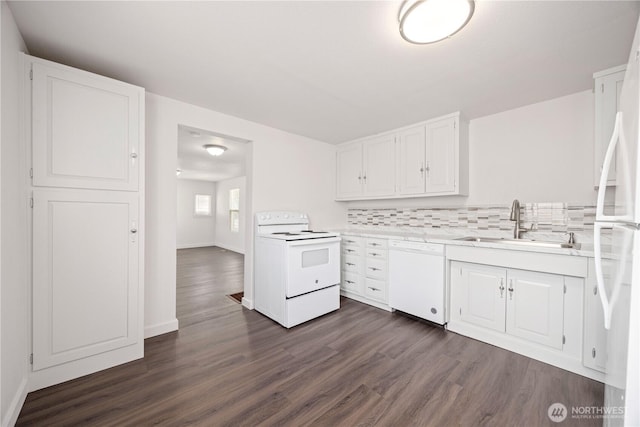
[388,240,445,325]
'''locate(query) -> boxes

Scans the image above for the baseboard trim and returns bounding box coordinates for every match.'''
[144,318,179,339]
[3,376,28,427]
[241,297,254,310]
[176,243,216,249]
[214,242,244,254]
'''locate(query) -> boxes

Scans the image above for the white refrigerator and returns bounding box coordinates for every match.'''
[594,16,640,427]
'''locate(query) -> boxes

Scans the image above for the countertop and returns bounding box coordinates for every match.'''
[334,228,608,259]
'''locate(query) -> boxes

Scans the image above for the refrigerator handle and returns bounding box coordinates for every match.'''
[594,222,612,330]
[596,112,621,222]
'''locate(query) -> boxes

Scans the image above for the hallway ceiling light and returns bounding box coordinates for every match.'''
[399,0,475,44]
[203,144,227,156]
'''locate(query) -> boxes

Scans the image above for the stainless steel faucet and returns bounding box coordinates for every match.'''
[510,199,528,239]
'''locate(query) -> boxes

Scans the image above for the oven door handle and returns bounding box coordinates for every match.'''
[287,237,342,247]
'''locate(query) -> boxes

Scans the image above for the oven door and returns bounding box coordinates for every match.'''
[286,237,341,298]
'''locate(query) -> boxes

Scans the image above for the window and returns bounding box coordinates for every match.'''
[229,188,240,232]
[194,194,212,216]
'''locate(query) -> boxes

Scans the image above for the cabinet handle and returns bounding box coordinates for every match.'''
[508,279,514,300]
[426,161,430,176]
[363,174,367,182]
[370,243,379,246]
[370,252,379,256]
[368,286,380,291]
[130,152,138,159]
[420,162,425,177]
[346,262,355,266]
[130,228,138,234]
[593,286,598,295]
[346,239,356,243]
[346,280,355,284]
[369,267,380,271]
[346,249,355,253]
[592,348,596,359]
[499,278,505,298]
[358,175,362,181]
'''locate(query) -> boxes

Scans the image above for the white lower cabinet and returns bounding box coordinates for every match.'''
[453,263,506,332]
[506,269,564,349]
[448,248,604,382]
[451,262,564,349]
[340,235,390,310]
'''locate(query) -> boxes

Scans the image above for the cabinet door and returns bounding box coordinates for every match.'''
[397,125,426,195]
[32,189,141,370]
[425,117,456,194]
[506,269,564,349]
[451,262,506,332]
[594,67,625,187]
[362,134,396,197]
[32,61,142,191]
[583,259,609,372]
[336,143,363,199]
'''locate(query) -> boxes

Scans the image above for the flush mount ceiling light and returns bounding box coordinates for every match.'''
[203,144,227,156]
[399,0,474,44]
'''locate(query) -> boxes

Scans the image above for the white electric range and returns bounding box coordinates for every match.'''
[254,211,341,328]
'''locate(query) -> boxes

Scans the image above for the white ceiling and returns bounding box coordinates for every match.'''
[8,1,640,144]
[177,125,249,182]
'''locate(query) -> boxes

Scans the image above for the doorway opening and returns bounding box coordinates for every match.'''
[175,124,251,327]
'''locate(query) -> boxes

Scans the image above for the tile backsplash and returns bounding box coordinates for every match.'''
[347,203,596,234]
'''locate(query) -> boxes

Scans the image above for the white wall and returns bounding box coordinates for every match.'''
[1,2,29,426]
[176,179,216,249]
[349,90,596,208]
[215,176,246,254]
[145,93,345,336]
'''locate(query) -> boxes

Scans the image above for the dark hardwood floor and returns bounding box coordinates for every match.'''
[17,246,603,426]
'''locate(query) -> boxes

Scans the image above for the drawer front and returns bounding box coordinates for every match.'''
[366,248,387,259]
[342,246,363,257]
[342,255,362,274]
[341,271,362,294]
[342,236,363,247]
[365,258,387,280]
[366,238,388,250]
[364,278,387,302]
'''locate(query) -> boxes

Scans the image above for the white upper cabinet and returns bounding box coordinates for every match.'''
[336,143,364,199]
[362,133,396,197]
[594,65,625,188]
[397,125,426,195]
[336,112,467,201]
[425,116,457,194]
[31,60,144,191]
[336,134,396,199]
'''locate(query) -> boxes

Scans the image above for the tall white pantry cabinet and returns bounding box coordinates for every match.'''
[23,54,145,390]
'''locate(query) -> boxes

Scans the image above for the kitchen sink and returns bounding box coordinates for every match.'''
[455,236,581,249]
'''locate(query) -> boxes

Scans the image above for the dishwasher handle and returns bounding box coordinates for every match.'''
[389,240,444,255]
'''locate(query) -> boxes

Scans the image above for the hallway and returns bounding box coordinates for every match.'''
[176,246,244,328]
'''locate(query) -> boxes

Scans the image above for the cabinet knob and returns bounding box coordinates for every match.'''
[130,152,138,159]
[130,228,138,234]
